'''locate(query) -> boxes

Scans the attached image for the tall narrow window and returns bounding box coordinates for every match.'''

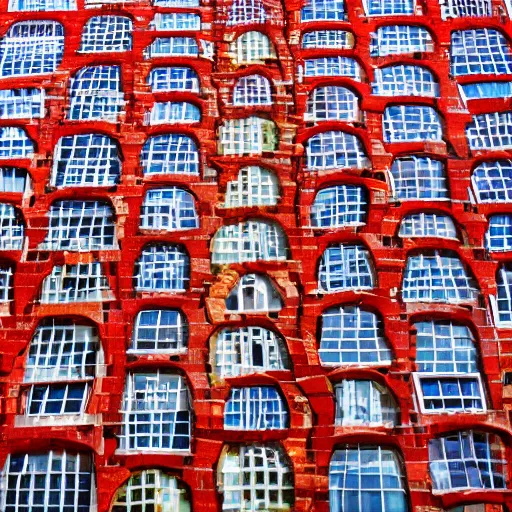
[141,134,199,175]
[223,166,279,207]
[79,16,132,53]
[233,74,272,105]
[0,89,44,119]
[371,25,434,57]
[303,57,363,80]
[383,105,443,143]
[225,274,283,313]
[301,0,346,21]
[472,160,512,203]
[0,167,29,193]
[493,264,512,326]
[146,101,200,125]
[398,213,457,239]
[302,30,354,49]
[218,117,277,155]
[0,204,23,250]
[363,0,414,15]
[372,65,439,97]
[0,265,12,302]
[0,128,33,159]
[466,111,512,151]
[8,0,76,10]
[148,67,200,92]
[230,32,276,64]
[486,214,512,252]
[311,185,367,228]
[227,0,267,25]
[440,0,492,18]
[305,86,359,122]
[144,37,199,58]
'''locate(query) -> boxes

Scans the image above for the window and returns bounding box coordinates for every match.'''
[0,265,12,301]
[218,443,293,511]
[466,111,512,151]
[0,204,23,250]
[334,380,398,426]
[218,117,277,155]
[311,185,367,228]
[148,67,200,92]
[0,21,64,77]
[8,0,76,10]
[429,431,506,491]
[145,101,200,125]
[383,105,443,143]
[372,65,439,97]
[68,66,124,122]
[450,29,512,76]
[371,25,434,57]
[303,57,363,80]
[140,188,198,231]
[440,0,492,18]
[0,128,33,159]
[305,86,359,122]
[150,13,201,31]
[318,244,375,293]
[145,37,199,58]
[301,0,346,21]
[212,326,289,378]
[119,372,191,452]
[141,134,199,176]
[110,470,191,512]
[402,251,479,303]
[472,160,512,203]
[130,309,188,353]
[460,82,512,101]
[51,134,121,187]
[225,387,288,430]
[223,166,279,207]
[398,213,457,239]
[230,31,276,64]
[227,0,266,25]
[226,274,283,313]
[79,16,132,53]
[153,0,199,5]
[0,167,29,193]
[486,214,512,252]
[301,30,354,49]
[446,506,504,512]
[135,244,189,292]
[363,0,415,15]
[211,219,288,264]
[390,156,448,201]
[0,88,44,119]
[329,446,408,512]
[232,74,271,105]
[1,451,95,512]
[319,305,392,366]
[306,131,368,170]
[493,264,512,326]
[40,262,113,303]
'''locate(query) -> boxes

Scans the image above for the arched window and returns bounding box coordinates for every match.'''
[226,274,283,313]
[0,88,44,119]
[224,166,279,207]
[218,117,277,155]
[211,219,288,264]
[363,0,415,15]
[135,244,189,292]
[441,0,492,18]
[141,134,199,175]
[79,16,132,53]
[0,21,64,77]
[146,101,200,125]
[334,380,398,426]
[0,265,13,302]
[0,204,23,250]
[319,305,391,366]
[306,86,359,122]
[486,214,512,252]
[0,127,33,159]
[311,185,367,228]
[373,65,439,97]
[227,0,266,25]
[493,264,512,326]
[51,134,121,187]
[402,251,479,303]
[398,213,457,239]
[225,386,288,430]
[0,167,29,193]
[212,326,289,378]
[306,131,368,170]
[301,0,346,21]
[147,67,200,92]
[150,13,201,30]
[472,160,512,203]
[145,37,199,58]
[429,431,506,491]
[303,57,363,80]
[302,30,354,49]
[318,244,375,293]
[232,74,272,105]
[383,105,443,143]
[68,66,124,122]
[8,0,76,10]
[118,372,192,452]
[230,31,276,64]
[110,470,191,512]
[329,446,409,512]
[371,25,434,57]
[466,111,512,151]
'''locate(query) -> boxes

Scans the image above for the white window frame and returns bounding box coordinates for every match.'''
[218,117,277,155]
[230,31,276,64]
[223,166,279,208]
[371,25,434,57]
[301,0,346,21]
[383,105,443,143]
[311,185,367,228]
[0,203,23,250]
[0,88,45,119]
[0,127,33,159]
[398,212,457,239]
[471,159,512,203]
[225,273,283,313]
[305,85,359,122]
[79,15,132,53]
[466,111,512,151]
[232,74,272,106]
[372,65,439,97]
[303,57,362,80]
[145,101,201,125]
[148,67,200,93]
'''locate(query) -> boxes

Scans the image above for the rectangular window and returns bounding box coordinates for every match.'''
[27,382,89,416]
[0,89,44,119]
[218,118,277,155]
[150,13,201,30]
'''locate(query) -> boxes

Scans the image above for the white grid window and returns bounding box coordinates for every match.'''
[334,380,398,426]
[460,81,512,101]
[119,372,191,452]
[140,188,198,232]
[153,0,199,5]
[218,444,293,511]
[302,30,354,49]
[402,251,479,303]
[363,0,414,15]
[0,204,23,250]
[0,127,33,159]
[0,21,64,78]
[145,101,200,125]
[226,274,283,313]
[212,326,289,378]
[330,446,408,512]
[68,66,124,122]
[318,245,375,293]
[372,65,439,97]
[8,0,76,10]
[1,451,95,512]
[148,67,199,92]
[0,167,29,193]
[493,264,512,325]
[135,244,189,292]
[233,74,271,105]
[111,470,190,512]
[486,214,512,252]
[211,219,287,264]
[51,134,121,187]
[319,305,391,366]
[472,160,512,203]
[390,156,449,201]
[371,25,434,57]
[0,89,44,119]
[150,13,200,30]
[429,431,506,491]
[451,29,512,76]
[230,31,276,64]
[40,262,113,304]
[311,185,367,228]
[306,130,368,170]
[466,111,512,151]
[227,0,266,25]
[224,166,279,207]
[141,134,199,176]
[303,57,362,80]
[305,86,359,122]
[301,0,346,20]
[440,0,492,18]
[130,309,188,354]
[383,105,443,143]
[225,387,288,430]
[0,265,12,301]
[79,16,132,53]
[145,37,198,58]
[218,117,277,155]
[399,213,457,239]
